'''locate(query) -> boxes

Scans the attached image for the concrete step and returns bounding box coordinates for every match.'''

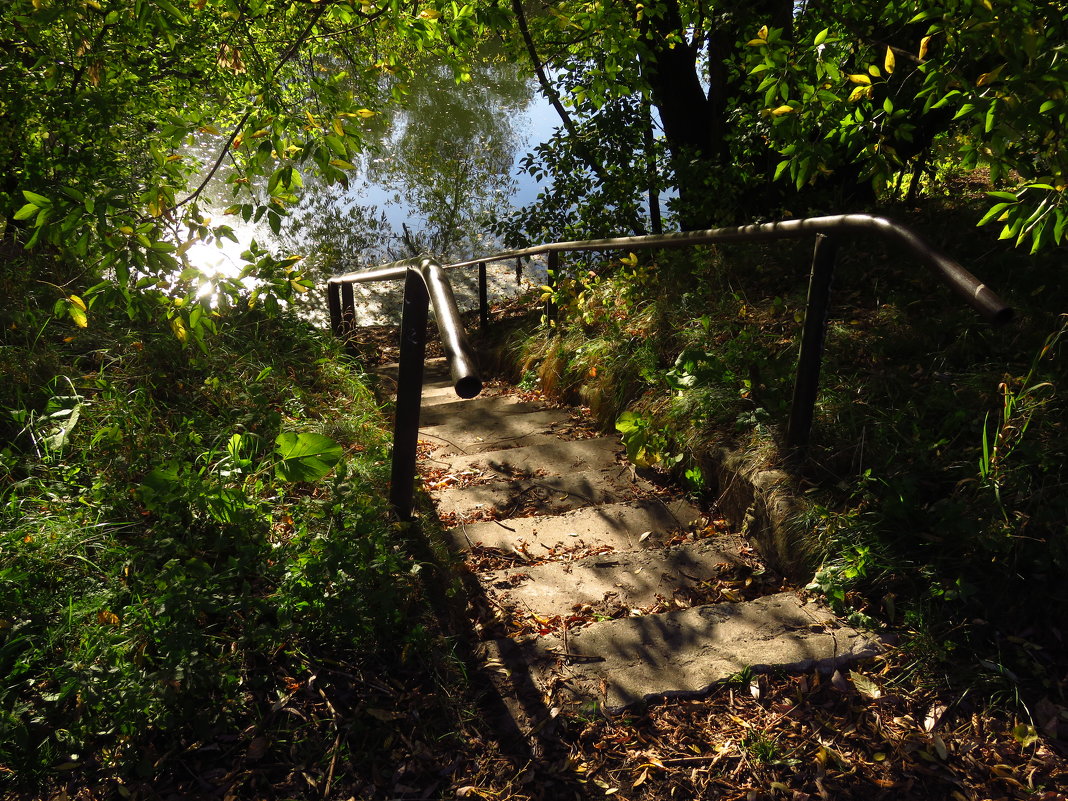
[420,409,573,455]
[481,592,882,713]
[377,357,451,383]
[482,539,744,620]
[376,359,470,406]
[446,498,702,555]
[426,436,620,477]
[420,396,548,428]
[432,468,651,520]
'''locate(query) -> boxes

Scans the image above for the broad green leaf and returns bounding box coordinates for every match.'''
[13,203,38,221]
[274,432,343,482]
[22,190,50,206]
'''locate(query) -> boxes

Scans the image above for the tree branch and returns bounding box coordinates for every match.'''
[510,0,646,235]
[171,3,329,213]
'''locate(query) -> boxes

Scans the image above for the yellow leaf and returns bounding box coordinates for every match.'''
[918,35,932,60]
[305,109,319,128]
[848,85,871,102]
[770,105,795,115]
[418,8,440,20]
[171,316,188,343]
[757,25,768,40]
[977,64,1004,86]
[332,118,345,137]
[747,38,768,47]
[68,294,87,312]
[231,132,243,150]
[848,74,871,85]
[884,46,896,74]
[97,610,120,626]
[355,108,376,118]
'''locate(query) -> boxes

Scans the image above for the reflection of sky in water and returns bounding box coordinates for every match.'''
[184,54,558,318]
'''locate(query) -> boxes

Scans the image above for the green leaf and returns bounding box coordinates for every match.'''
[976,201,1012,226]
[952,103,977,120]
[274,432,343,482]
[13,203,38,221]
[22,190,51,206]
[614,411,643,435]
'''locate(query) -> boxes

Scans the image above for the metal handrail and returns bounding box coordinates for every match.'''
[448,213,1012,456]
[449,214,1012,324]
[327,256,482,520]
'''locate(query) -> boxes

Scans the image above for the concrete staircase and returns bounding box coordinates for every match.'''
[382,359,880,717]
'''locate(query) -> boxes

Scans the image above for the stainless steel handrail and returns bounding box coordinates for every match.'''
[447,213,1012,456]
[449,214,1012,324]
[327,256,482,520]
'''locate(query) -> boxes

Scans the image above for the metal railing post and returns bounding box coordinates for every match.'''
[340,282,357,349]
[787,234,839,456]
[327,282,342,338]
[478,261,489,333]
[390,268,431,521]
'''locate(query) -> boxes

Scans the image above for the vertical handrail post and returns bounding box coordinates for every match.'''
[339,282,357,353]
[327,282,342,338]
[787,234,839,457]
[478,261,489,333]
[545,250,558,326]
[515,257,522,285]
[390,267,430,521]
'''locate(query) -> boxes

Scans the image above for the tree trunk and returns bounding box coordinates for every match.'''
[639,0,794,229]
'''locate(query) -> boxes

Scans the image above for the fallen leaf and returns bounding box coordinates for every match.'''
[924,703,947,732]
[850,670,881,699]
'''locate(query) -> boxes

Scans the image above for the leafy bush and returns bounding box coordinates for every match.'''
[0,299,416,788]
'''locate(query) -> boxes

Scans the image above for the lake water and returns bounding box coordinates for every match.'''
[186,54,557,325]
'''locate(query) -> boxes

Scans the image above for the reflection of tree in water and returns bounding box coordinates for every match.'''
[286,53,533,324]
[372,56,529,261]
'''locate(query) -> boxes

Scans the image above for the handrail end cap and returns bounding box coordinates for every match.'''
[454,375,482,399]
